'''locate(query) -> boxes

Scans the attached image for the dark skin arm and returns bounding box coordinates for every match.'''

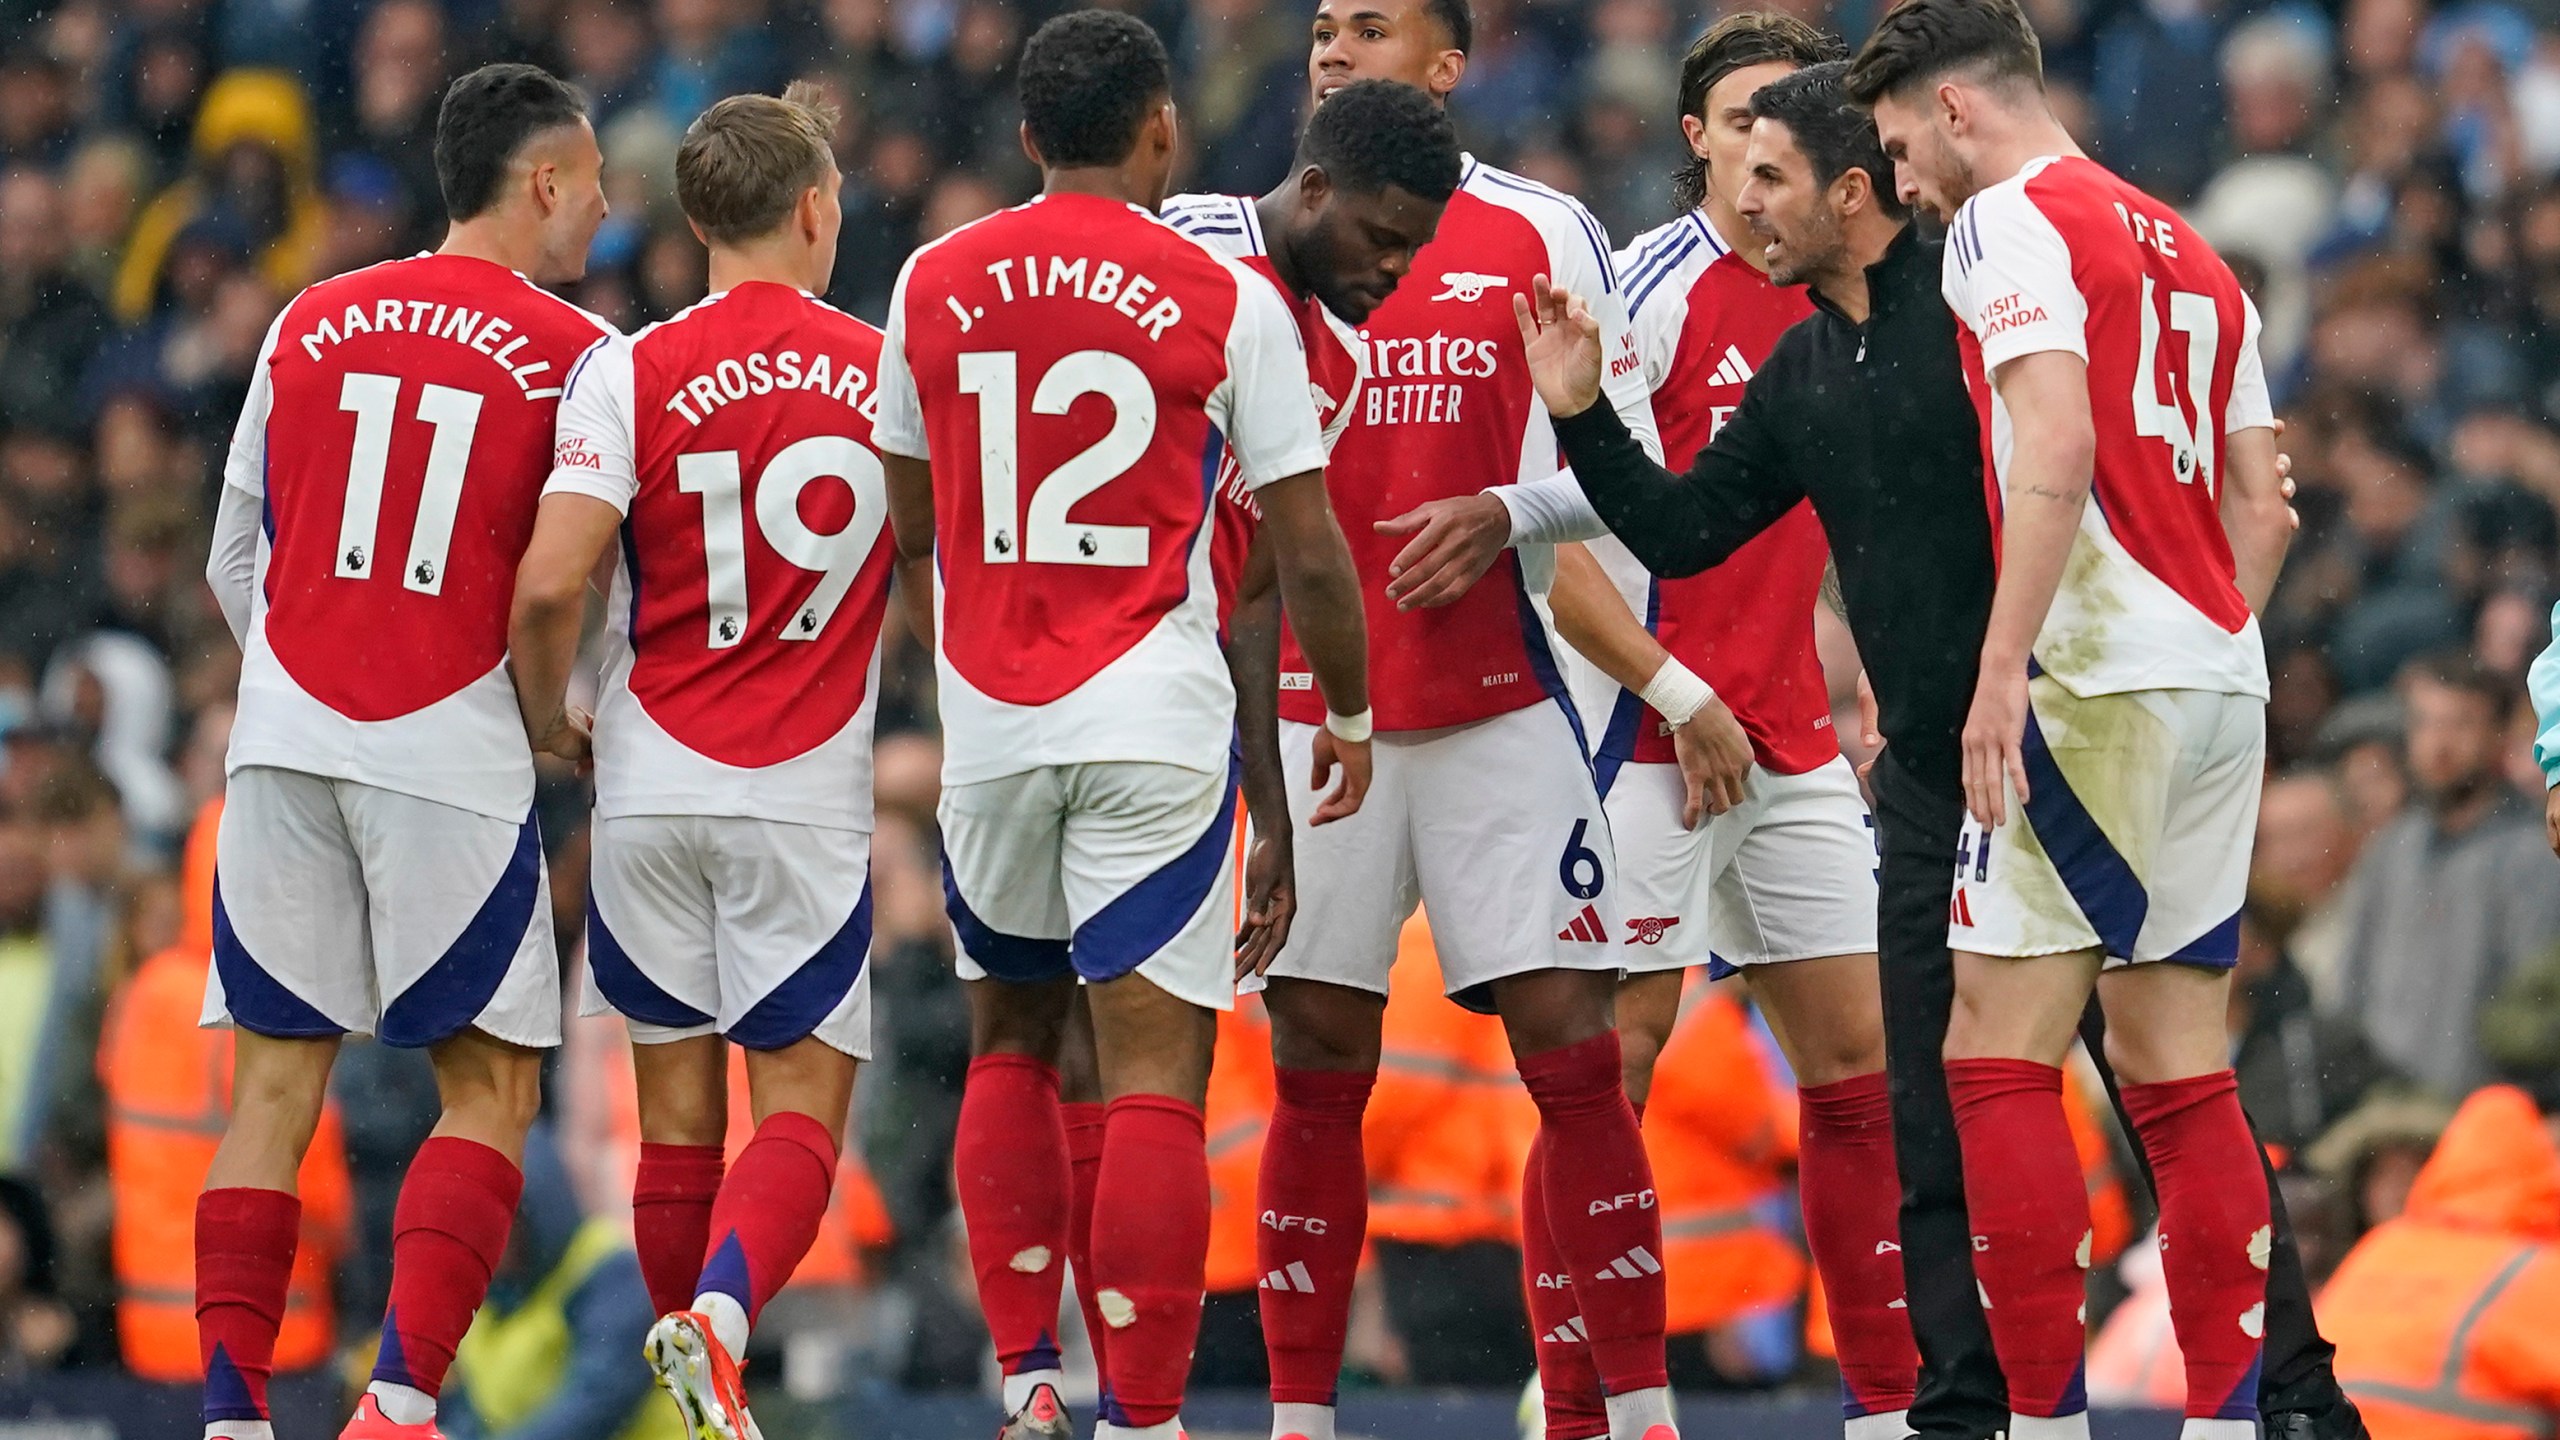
[1256,468,1372,824]
[1225,535,1294,978]
[883,452,937,649]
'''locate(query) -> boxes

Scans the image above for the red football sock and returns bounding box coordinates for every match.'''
[196,1187,300,1424]
[1062,1099,1110,1382]
[1515,1032,1668,1398]
[1258,1066,1374,1408]
[1089,1094,1210,1428]
[372,1136,522,1398]
[696,1110,838,1331]
[2121,1071,2268,1421]
[1945,1058,2090,1418]
[955,1055,1070,1380]
[633,1142,724,1317]
[1799,1072,1920,1419]
[1522,1129,1609,1440]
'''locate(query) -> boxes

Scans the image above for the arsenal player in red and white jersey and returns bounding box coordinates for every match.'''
[196,64,610,1440]
[874,15,1374,1440]
[1237,7,1682,1440]
[507,85,895,1439]
[1856,4,2293,1439]
[1381,20,1918,1440]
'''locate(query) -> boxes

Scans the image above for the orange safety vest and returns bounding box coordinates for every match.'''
[1365,914,1532,1248]
[1642,986,1805,1336]
[2324,1086,2560,1440]
[102,798,354,1381]
[2064,1063,2134,1270]
[1204,998,1275,1294]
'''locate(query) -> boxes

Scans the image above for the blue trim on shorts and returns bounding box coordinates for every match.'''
[1705,952,1739,981]
[1071,762,1241,984]
[730,882,874,1050]
[211,870,348,1039]
[1592,580,1662,799]
[1512,567,1594,763]
[941,857,1072,984]
[2165,907,2243,969]
[377,813,545,1048]
[586,897,715,1029]
[2017,705,2149,960]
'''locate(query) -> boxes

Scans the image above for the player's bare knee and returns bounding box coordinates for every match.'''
[1088,974,1215,1104]
[967,975,1075,1061]
[1494,967,1615,1059]
[1264,978,1385,1073]
[431,1032,544,1136]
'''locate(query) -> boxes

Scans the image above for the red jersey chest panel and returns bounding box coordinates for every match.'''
[1956,157,2252,634]
[1280,177,1585,730]
[1629,239,1833,773]
[259,254,606,721]
[1207,251,1361,624]
[900,196,1243,706]
[623,285,895,769]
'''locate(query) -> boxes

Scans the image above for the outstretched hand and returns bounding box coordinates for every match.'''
[1512,274,1605,420]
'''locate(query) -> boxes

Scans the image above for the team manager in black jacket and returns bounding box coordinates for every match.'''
[1384,60,2362,1440]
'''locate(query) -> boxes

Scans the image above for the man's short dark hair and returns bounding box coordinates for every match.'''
[1018,9,1171,170]
[1844,0,2045,107]
[1750,60,1908,220]
[1423,0,1474,54]
[435,63,587,223]
[1301,80,1461,203]
[1673,11,1842,210]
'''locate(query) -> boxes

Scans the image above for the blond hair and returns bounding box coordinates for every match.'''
[675,81,840,245]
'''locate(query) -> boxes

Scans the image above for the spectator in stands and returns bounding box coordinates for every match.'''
[2319,1085,2560,1440]
[110,68,323,324]
[327,0,454,255]
[2249,768,2364,1001]
[0,1177,71,1380]
[2230,909,2403,1152]
[2308,1094,2457,1236]
[0,167,107,437]
[2342,652,2560,1096]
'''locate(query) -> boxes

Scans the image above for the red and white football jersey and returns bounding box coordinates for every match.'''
[1581,212,1836,778]
[543,282,898,830]
[1159,192,1365,624]
[223,252,614,819]
[1273,157,1661,734]
[1945,154,2273,699]
[872,192,1329,784]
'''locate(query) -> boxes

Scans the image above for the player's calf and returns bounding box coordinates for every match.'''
[631,1035,729,1316]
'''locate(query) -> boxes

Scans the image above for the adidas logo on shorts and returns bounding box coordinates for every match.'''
[1557,904,1608,943]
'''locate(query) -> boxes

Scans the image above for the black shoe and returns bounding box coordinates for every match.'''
[2266,1395,2372,1440]
[997,1383,1075,1440]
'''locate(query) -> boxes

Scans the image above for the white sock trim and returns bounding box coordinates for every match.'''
[1273,1400,1339,1440]
[1604,1385,1675,1439]
[365,1381,436,1426]
[2010,1413,2091,1440]
[692,1291,750,1357]
[1002,1367,1066,1415]
[1844,1410,1910,1440]
[204,1423,275,1440]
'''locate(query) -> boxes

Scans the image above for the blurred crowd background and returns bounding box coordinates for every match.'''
[4,0,2560,1431]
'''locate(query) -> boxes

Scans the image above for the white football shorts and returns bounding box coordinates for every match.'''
[583,814,873,1058]
[1251,699,1621,1010]
[1603,753,1880,978]
[205,766,561,1049]
[1949,678,2263,967]
[944,760,1240,1013]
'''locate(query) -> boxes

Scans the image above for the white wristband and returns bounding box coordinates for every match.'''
[1639,658,1714,730]
[1325,708,1374,743]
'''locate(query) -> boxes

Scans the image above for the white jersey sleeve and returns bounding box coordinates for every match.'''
[221,307,291,500]
[542,331,639,513]
[2227,291,2274,433]
[1210,261,1328,490]
[1947,181,2090,372]
[870,254,928,461]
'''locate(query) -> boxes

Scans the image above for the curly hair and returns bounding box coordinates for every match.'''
[1303,80,1461,203]
[1018,9,1171,170]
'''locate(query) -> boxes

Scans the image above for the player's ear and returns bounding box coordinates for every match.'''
[1018,120,1043,170]
[1428,46,1467,100]
[1296,164,1332,214]
[1937,79,1967,132]
[1679,112,1710,164]
[1837,165,1871,219]
[686,216,710,249]
[529,158,560,219]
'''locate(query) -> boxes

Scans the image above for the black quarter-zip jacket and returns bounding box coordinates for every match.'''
[1552,223,1994,800]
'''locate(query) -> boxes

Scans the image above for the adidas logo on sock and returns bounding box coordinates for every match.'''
[1557,904,1608,943]
[1541,1315,1590,1345]
[1259,1260,1319,1293]
[1708,345,1755,387]
[1590,1246,1663,1280]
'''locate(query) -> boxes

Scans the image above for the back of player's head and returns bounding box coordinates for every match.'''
[677,82,839,245]
[1422,0,1474,54]
[435,62,587,223]
[1750,60,1908,220]
[1678,12,1843,131]
[1018,9,1171,169]
[1844,0,2045,108]
[1300,80,1461,204]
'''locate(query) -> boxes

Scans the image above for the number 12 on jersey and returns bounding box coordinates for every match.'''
[957,349,1158,568]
